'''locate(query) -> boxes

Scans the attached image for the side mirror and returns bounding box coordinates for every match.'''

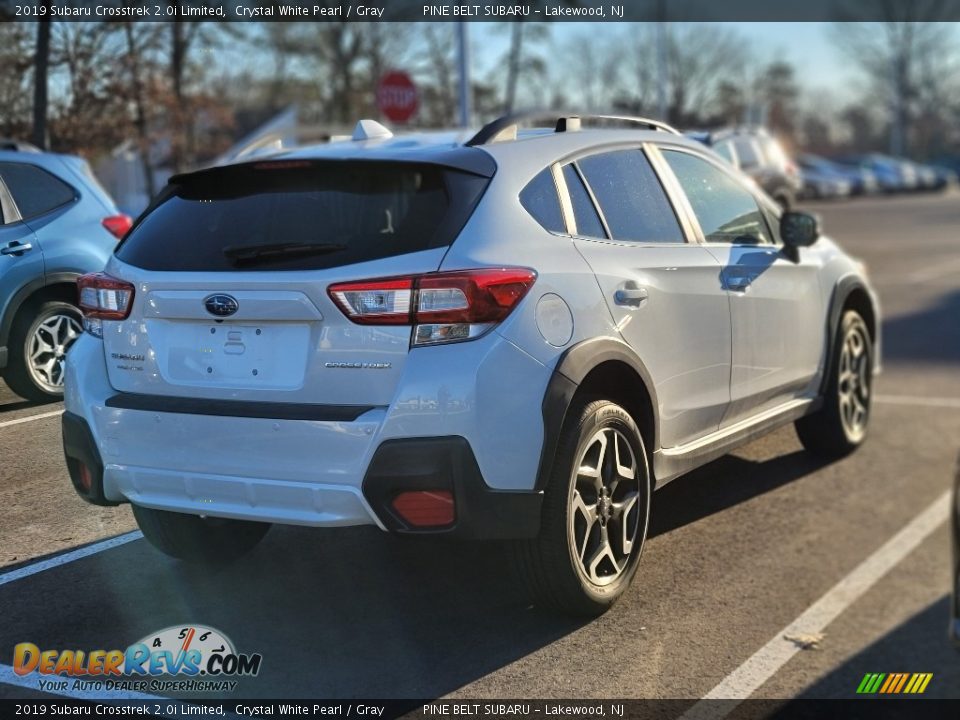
[781,211,820,248]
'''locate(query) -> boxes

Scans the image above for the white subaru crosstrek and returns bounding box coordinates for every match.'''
[63,114,880,615]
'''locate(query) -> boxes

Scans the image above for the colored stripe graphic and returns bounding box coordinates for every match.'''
[857,672,933,694]
[879,674,896,693]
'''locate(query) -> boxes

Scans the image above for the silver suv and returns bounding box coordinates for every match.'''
[62,114,880,615]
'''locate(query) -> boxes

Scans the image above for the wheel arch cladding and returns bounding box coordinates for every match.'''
[821,278,878,395]
[842,285,877,342]
[537,338,659,492]
[0,274,80,349]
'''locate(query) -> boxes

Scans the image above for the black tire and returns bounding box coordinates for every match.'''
[132,504,271,564]
[795,310,873,459]
[512,398,651,616]
[4,300,83,402]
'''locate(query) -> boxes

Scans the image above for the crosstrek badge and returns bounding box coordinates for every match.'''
[13,624,262,678]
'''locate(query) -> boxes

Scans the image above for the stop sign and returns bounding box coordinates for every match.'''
[377,71,418,124]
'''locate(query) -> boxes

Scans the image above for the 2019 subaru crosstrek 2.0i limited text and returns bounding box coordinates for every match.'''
[62,114,880,615]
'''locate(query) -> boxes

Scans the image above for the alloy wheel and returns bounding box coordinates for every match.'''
[568,427,643,587]
[838,323,871,441]
[28,313,83,392]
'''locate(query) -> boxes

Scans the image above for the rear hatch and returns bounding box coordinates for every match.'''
[101,159,489,407]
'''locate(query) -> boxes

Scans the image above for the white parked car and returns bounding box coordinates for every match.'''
[63,114,880,615]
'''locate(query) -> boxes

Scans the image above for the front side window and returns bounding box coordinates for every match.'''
[520,168,565,233]
[662,150,771,245]
[0,163,76,220]
[576,149,684,244]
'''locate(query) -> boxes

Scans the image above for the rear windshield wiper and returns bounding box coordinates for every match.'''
[223,242,347,266]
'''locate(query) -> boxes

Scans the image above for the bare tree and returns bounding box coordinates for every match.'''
[831,4,958,156]
[665,24,748,126]
[499,20,550,113]
[116,21,163,196]
[0,22,34,138]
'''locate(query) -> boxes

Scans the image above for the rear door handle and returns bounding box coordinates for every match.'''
[614,287,648,307]
[1,241,33,256]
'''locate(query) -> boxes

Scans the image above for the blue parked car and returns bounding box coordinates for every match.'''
[835,154,917,193]
[0,148,130,400]
[799,154,877,197]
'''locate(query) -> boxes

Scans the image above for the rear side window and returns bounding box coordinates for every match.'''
[577,149,684,244]
[662,150,771,245]
[520,168,565,233]
[731,138,762,169]
[520,168,567,233]
[0,162,76,219]
[713,141,736,166]
[562,164,605,238]
[116,161,489,271]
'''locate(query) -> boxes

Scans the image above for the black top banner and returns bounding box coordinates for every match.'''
[4,0,960,22]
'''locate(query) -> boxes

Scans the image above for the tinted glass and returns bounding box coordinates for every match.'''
[116,162,488,271]
[520,168,565,233]
[0,162,76,219]
[663,150,770,245]
[713,141,736,165]
[562,164,605,238]
[732,138,761,168]
[577,150,684,244]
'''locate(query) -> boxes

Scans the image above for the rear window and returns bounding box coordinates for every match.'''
[116,161,488,271]
[0,162,77,219]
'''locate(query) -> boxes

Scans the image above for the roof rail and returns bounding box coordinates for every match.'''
[465,111,681,146]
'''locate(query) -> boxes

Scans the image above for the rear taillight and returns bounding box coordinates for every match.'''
[328,268,537,346]
[392,490,455,527]
[102,214,132,240]
[77,272,135,337]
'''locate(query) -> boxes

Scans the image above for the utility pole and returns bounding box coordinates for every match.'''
[31,12,51,150]
[457,22,472,128]
[656,2,668,122]
[890,53,905,157]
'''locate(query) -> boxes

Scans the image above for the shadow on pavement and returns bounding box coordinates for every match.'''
[797,596,960,699]
[0,525,587,699]
[882,290,960,366]
[651,450,830,539]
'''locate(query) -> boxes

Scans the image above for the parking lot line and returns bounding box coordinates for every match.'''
[0,409,63,429]
[0,531,143,587]
[0,663,165,701]
[679,490,950,719]
[874,394,960,410]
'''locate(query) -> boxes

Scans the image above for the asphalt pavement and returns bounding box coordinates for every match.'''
[0,189,958,703]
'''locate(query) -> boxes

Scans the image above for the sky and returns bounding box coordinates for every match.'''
[493,22,860,94]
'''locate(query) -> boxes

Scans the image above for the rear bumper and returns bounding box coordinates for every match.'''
[62,409,541,538]
[62,333,546,539]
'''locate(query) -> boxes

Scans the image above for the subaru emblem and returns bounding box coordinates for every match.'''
[204,294,239,317]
